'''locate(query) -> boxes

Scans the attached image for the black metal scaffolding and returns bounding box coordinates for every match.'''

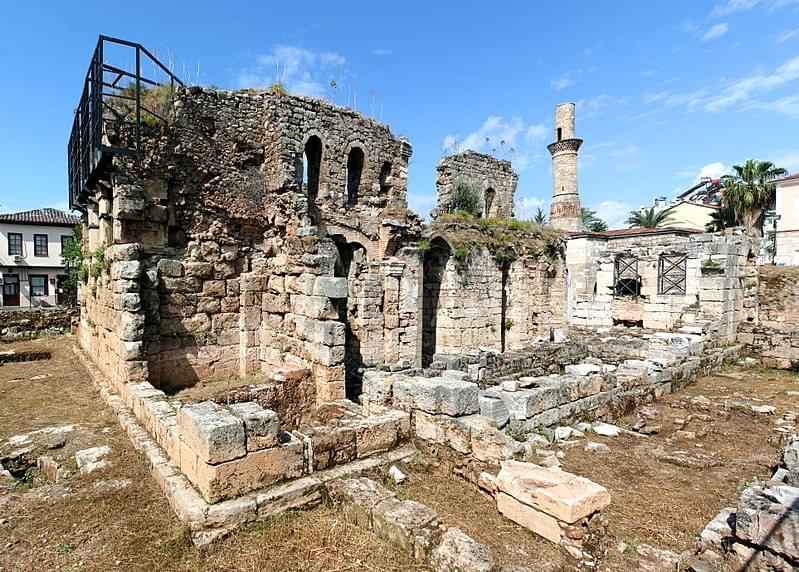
[67,35,183,210]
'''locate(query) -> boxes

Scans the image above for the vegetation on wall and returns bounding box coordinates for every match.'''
[426,212,565,272]
[450,179,483,217]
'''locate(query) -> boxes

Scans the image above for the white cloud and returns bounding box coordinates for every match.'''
[701,23,729,41]
[515,196,548,221]
[551,74,575,90]
[576,94,622,118]
[777,28,799,43]
[705,55,799,112]
[591,200,634,229]
[371,48,391,57]
[641,68,657,77]
[747,94,799,117]
[442,116,546,171]
[582,142,642,172]
[237,45,345,98]
[697,162,727,180]
[711,0,762,16]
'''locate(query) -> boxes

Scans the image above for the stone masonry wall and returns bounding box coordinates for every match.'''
[738,265,799,368]
[567,231,757,342]
[77,87,422,402]
[432,151,517,219]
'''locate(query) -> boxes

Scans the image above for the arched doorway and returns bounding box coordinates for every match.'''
[345,147,364,205]
[484,187,496,218]
[332,236,367,400]
[421,237,452,367]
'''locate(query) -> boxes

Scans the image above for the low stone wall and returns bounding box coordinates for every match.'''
[0,308,77,339]
[363,329,741,474]
[693,435,799,571]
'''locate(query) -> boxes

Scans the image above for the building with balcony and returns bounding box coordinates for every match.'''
[0,208,80,308]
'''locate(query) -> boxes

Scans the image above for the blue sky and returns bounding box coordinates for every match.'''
[1,0,798,228]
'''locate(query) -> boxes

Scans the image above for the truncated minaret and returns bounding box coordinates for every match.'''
[547,103,583,232]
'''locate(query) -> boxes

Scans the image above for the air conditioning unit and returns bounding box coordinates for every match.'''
[12,255,23,262]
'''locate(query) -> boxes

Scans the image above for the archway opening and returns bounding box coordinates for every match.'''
[422,237,452,367]
[303,136,322,223]
[484,187,496,218]
[346,147,364,204]
[332,236,367,401]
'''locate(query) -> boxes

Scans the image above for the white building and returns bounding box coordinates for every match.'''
[774,173,799,265]
[0,208,80,308]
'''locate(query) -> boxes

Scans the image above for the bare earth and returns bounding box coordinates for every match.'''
[1,336,796,571]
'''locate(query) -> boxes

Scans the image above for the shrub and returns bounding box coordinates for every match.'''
[451,179,482,217]
[416,239,431,255]
[503,318,514,331]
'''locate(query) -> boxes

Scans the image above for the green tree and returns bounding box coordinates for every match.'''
[450,179,482,217]
[705,204,738,232]
[626,206,674,229]
[582,207,608,232]
[721,159,787,235]
[533,207,547,226]
[60,224,84,306]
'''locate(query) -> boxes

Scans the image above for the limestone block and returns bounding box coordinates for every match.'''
[306,424,356,470]
[478,394,510,428]
[293,295,339,320]
[393,377,478,416]
[362,370,397,407]
[177,401,246,464]
[372,497,441,560]
[157,259,184,278]
[736,484,799,561]
[228,402,279,451]
[193,435,305,503]
[354,414,401,457]
[313,276,349,298]
[111,260,142,280]
[458,415,523,462]
[497,492,561,543]
[203,280,226,297]
[414,411,472,454]
[430,527,496,572]
[256,476,323,519]
[327,477,397,529]
[564,364,602,377]
[495,460,610,524]
[699,507,736,549]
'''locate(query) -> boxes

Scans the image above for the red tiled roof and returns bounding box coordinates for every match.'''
[0,208,80,227]
[571,227,704,239]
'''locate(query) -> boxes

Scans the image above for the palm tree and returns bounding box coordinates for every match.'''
[721,160,787,235]
[626,206,674,228]
[705,204,738,232]
[533,207,547,226]
[582,207,608,232]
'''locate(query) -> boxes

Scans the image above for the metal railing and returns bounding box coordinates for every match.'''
[67,35,183,210]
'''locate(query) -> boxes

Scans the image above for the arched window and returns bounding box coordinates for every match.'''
[303,136,322,202]
[379,162,392,195]
[557,127,562,141]
[346,147,364,204]
[484,188,496,218]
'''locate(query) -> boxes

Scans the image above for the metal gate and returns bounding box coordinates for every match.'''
[614,256,640,296]
[658,254,687,295]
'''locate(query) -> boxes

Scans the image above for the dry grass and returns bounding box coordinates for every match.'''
[0,337,424,572]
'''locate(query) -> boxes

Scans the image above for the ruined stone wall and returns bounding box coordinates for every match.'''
[425,245,567,357]
[432,151,517,219]
[566,231,757,341]
[738,265,799,368]
[77,87,421,401]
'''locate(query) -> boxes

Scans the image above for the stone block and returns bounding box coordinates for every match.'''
[393,377,478,416]
[327,476,396,529]
[157,259,184,278]
[313,276,349,298]
[478,394,510,428]
[497,492,561,544]
[414,411,472,454]
[307,425,356,470]
[193,436,305,503]
[736,484,799,561]
[177,401,246,464]
[458,415,523,462]
[495,460,610,523]
[256,476,323,519]
[372,497,441,560]
[228,402,280,451]
[430,527,496,572]
[355,414,400,457]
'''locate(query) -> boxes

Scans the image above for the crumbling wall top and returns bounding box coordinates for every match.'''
[433,151,518,219]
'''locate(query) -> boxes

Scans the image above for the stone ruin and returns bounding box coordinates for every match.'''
[68,77,799,565]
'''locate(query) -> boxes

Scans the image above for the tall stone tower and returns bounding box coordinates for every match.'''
[547,103,583,232]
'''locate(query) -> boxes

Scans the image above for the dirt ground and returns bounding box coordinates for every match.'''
[0,337,421,572]
[1,336,795,572]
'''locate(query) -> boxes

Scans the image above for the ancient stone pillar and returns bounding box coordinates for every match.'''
[547,103,583,232]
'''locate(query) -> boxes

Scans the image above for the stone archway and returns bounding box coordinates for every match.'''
[332,236,368,400]
[421,237,452,367]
